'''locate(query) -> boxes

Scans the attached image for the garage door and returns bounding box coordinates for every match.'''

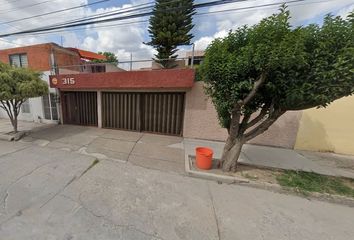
[102,92,185,135]
[62,91,98,126]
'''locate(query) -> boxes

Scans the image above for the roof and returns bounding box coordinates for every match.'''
[66,48,106,61]
[186,50,205,58]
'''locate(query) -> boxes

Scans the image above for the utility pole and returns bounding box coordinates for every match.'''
[130,53,133,71]
[191,43,195,68]
[60,36,63,47]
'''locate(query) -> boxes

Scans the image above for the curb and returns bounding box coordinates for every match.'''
[240,181,354,208]
[0,131,29,142]
[185,154,354,207]
[185,155,250,184]
[0,133,14,141]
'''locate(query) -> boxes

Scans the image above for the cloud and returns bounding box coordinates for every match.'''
[337,3,354,18]
[192,0,354,51]
[194,30,228,50]
[0,0,353,67]
[81,5,155,69]
[0,0,89,48]
[0,36,42,49]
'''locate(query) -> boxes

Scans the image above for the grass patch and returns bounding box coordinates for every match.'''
[276,170,354,198]
[79,158,100,178]
[242,172,259,180]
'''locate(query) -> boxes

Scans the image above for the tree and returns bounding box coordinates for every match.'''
[0,63,48,133]
[145,0,195,68]
[200,6,354,172]
[93,51,118,63]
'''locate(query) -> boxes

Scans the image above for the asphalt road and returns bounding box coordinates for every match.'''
[0,140,353,240]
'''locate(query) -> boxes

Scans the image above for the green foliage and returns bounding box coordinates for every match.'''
[0,63,48,101]
[277,170,354,198]
[146,0,195,68]
[92,51,118,63]
[200,6,354,129]
[0,62,48,132]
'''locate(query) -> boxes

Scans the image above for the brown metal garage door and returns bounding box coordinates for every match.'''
[102,92,185,135]
[62,91,98,126]
[102,92,141,131]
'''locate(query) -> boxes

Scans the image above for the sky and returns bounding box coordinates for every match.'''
[0,0,353,65]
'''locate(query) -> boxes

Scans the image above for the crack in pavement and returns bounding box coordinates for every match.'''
[2,159,58,212]
[126,133,145,163]
[61,194,167,240]
[0,158,100,228]
[208,183,221,240]
[0,144,32,163]
[39,159,100,209]
[39,176,77,209]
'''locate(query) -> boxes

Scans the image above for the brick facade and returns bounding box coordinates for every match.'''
[0,43,81,71]
[50,69,195,89]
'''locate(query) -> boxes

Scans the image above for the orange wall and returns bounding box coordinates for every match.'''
[0,43,52,71]
[0,43,81,72]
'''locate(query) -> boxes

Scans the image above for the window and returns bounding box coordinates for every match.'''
[9,53,28,68]
[90,65,106,73]
[21,100,30,113]
[42,93,58,120]
[188,57,204,66]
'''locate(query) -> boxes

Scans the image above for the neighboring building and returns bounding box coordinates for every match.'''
[67,48,124,73]
[186,50,205,66]
[0,43,116,123]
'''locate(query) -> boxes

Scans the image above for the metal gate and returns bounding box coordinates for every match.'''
[102,92,141,131]
[62,91,98,126]
[102,92,185,135]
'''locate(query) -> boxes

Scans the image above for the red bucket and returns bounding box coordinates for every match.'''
[196,147,213,170]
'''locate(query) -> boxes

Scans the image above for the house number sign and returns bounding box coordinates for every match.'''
[62,77,76,85]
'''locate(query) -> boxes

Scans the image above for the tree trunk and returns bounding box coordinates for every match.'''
[221,137,245,172]
[12,116,18,133]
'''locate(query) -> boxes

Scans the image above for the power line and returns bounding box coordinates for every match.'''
[16,0,192,32]
[4,0,331,42]
[33,0,156,30]
[0,0,248,37]
[44,0,243,29]
[0,0,57,14]
[0,0,334,39]
[0,0,334,56]
[0,0,111,25]
[0,0,23,5]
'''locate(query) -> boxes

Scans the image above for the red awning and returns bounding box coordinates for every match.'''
[67,48,106,61]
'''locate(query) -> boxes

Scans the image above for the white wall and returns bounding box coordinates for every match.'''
[0,71,58,124]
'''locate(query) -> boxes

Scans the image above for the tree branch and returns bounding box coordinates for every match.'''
[229,106,242,139]
[5,101,14,121]
[244,109,285,141]
[246,102,273,129]
[0,101,11,119]
[238,112,251,135]
[241,72,267,106]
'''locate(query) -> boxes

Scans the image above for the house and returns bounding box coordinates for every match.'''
[49,69,194,135]
[2,43,353,157]
[186,50,205,66]
[0,42,121,123]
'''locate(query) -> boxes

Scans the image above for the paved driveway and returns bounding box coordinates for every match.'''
[0,125,354,239]
[23,125,185,174]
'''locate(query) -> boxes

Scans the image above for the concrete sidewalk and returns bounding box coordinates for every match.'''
[21,124,186,175]
[184,138,354,179]
[6,121,354,179]
[0,118,53,134]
